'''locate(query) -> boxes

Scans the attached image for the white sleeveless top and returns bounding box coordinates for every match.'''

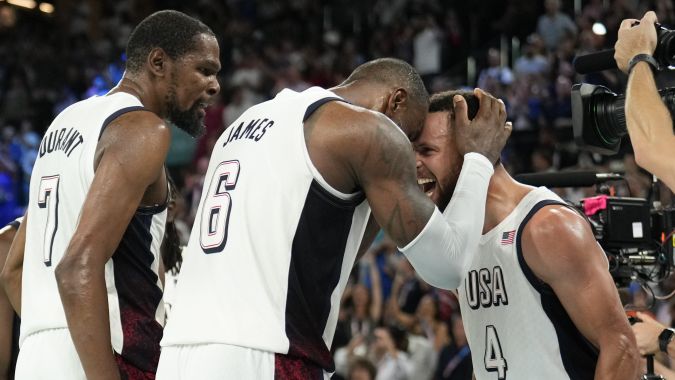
[161,87,372,372]
[23,92,166,370]
[457,187,598,380]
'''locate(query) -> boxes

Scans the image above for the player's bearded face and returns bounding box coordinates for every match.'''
[166,82,206,138]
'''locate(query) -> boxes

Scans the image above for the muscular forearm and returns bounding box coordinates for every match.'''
[0,291,12,380]
[594,333,640,380]
[626,63,675,190]
[399,153,493,289]
[0,269,21,316]
[1,223,24,315]
[56,256,120,380]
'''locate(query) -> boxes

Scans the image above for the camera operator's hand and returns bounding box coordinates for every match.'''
[614,11,658,73]
[631,311,665,355]
[453,88,511,165]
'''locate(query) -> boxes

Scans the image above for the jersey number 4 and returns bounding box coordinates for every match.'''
[38,175,60,266]
[199,160,240,254]
[485,325,507,379]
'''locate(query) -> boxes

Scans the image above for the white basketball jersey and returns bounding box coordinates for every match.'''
[23,92,166,371]
[161,87,372,371]
[457,187,598,380]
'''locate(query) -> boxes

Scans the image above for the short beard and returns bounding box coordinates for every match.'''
[437,191,452,213]
[166,83,205,138]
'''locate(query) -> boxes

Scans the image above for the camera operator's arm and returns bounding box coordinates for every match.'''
[522,206,640,380]
[614,11,675,190]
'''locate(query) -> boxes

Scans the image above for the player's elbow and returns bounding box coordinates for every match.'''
[55,241,100,300]
[0,256,20,293]
[54,255,80,298]
[616,331,640,362]
[0,266,12,294]
[601,331,640,378]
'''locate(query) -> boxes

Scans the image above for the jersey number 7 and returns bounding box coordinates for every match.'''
[199,160,240,254]
[38,175,60,266]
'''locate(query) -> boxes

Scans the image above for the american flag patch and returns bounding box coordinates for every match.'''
[501,230,515,245]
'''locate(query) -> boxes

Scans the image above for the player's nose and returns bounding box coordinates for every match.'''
[206,78,220,97]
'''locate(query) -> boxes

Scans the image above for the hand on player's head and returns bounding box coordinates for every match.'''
[614,11,658,73]
[453,88,511,164]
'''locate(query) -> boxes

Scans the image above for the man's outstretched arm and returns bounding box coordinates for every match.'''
[522,206,640,380]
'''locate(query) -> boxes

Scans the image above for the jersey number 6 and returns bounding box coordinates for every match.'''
[199,160,240,254]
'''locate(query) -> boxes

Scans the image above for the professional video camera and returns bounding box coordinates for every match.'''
[515,172,674,288]
[571,22,675,155]
[580,194,674,288]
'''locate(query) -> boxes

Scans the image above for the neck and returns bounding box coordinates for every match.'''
[109,73,165,118]
[330,81,389,113]
[482,165,534,234]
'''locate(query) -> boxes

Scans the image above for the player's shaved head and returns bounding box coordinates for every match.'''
[342,58,429,106]
[125,10,215,73]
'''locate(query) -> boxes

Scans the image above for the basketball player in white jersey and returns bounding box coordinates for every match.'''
[158,59,511,379]
[414,90,639,379]
[0,217,21,380]
[0,10,220,380]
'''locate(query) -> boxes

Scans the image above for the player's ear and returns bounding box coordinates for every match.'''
[387,88,408,114]
[147,47,170,78]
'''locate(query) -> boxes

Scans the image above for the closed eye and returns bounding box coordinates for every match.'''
[415,146,434,156]
[199,67,216,76]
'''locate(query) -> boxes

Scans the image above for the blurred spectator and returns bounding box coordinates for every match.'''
[434,315,473,380]
[536,0,577,52]
[476,48,513,100]
[386,258,427,325]
[365,237,399,301]
[223,85,259,127]
[335,253,383,349]
[513,34,549,77]
[413,14,442,87]
[193,92,226,163]
[347,357,377,380]
[370,325,414,380]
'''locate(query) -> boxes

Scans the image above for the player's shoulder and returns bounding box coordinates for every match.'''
[101,110,170,146]
[521,203,600,275]
[329,101,400,129]
[315,101,409,151]
[524,204,589,242]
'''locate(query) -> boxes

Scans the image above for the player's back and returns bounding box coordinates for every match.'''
[22,93,166,370]
[457,187,598,380]
[162,87,371,372]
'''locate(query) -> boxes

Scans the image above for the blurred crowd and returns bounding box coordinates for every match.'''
[1,0,675,377]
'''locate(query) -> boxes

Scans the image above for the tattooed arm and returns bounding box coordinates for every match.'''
[347,111,493,289]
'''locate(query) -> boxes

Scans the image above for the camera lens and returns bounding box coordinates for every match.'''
[572,83,675,155]
[655,27,675,68]
[593,92,627,147]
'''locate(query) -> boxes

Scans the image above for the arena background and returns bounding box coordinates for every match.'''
[1,1,674,379]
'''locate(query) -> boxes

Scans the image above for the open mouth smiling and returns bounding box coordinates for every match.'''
[417,178,436,197]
